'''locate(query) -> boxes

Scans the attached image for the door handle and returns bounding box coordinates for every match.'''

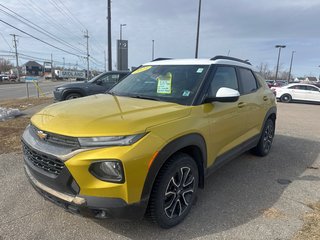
[263,96,268,101]
[238,102,246,108]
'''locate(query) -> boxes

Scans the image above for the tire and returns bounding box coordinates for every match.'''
[65,93,81,100]
[252,118,275,156]
[280,94,292,103]
[148,153,199,228]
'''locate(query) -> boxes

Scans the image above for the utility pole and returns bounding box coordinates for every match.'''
[104,50,107,72]
[51,53,54,80]
[10,34,20,81]
[195,0,202,58]
[84,29,90,79]
[107,0,112,71]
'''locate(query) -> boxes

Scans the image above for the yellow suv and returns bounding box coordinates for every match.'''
[22,56,276,228]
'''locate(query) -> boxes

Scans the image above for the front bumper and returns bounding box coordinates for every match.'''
[25,164,147,219]
[53,90,63,101]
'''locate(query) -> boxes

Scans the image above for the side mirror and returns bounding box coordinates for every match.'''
[204,87,240,103]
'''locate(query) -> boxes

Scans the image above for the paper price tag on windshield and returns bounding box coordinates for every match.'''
[157,79,172,94]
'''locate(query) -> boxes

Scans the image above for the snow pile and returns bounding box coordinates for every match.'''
[0,107,22,121]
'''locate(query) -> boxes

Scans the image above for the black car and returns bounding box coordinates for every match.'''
[53,71,129,101]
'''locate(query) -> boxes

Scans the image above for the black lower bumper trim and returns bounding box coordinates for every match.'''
[25,165,147,219]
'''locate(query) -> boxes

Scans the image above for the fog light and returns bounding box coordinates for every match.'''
[89,160,124,183]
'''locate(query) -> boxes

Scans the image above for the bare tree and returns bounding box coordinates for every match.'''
[0,58,13,73]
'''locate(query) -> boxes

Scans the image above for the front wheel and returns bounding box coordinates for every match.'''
[252,118,275,156]
[65,93,81,100]
[148,153,199,228]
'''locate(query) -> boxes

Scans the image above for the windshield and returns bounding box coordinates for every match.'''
[110,65,209,105]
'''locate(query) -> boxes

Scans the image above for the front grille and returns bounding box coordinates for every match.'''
[30,124,80,148]
[23,143,65,176]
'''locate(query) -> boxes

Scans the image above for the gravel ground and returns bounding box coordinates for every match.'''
[0,102,319,240]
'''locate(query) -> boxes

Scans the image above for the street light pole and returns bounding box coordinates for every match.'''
[288,51,295,82]
[107,0,112,71]
[152,40,155,60]
[119,23,126,70]
[275,45,286,80]
[195,0,202,58]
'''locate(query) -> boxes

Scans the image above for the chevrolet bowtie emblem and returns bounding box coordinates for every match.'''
[37,130,47,140]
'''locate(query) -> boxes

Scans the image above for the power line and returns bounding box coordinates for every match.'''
[21,0,85,46]
[56,0,86,29]
[0,18,86,58]
[0,5,86,55]
[0,32,12,51]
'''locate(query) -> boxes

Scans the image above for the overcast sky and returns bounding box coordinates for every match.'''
[0,0,319,77]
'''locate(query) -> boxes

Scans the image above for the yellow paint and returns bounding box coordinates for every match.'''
[30,75,276,204]
[132,66,152,74]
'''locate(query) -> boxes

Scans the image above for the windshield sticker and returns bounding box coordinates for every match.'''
[196,68,204,73]
[157,72,172,94]
[132,66,152,74]
[182,90,190,97]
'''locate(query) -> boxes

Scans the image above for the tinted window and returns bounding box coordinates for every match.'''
[208,66,238,96]
[289,85,306,90]
[305,86,319,91]
[238,68,258,94]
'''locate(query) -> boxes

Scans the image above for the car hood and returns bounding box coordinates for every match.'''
[31,94,191,137]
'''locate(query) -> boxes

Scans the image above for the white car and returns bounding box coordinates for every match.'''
[272,83,320,103]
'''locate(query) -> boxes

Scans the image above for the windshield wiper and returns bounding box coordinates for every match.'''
[130,95,160,101]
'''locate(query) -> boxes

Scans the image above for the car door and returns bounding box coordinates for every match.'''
[288,85,308,100]
[205,66,249,159]
[237,67,266,138]
[305,85,320,102]
[88,73,120,95]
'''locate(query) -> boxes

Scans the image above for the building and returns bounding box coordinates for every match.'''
[21,61,43,76]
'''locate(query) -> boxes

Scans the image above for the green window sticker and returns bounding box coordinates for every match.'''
[196,68,204,73]
[182,90,190,96]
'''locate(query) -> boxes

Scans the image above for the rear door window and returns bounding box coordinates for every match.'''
[238,68,259,95]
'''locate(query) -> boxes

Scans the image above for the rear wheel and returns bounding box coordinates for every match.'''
[280,94,292,103]
[65,93,81,100]
[148,153,199,228]
[252,118,275,156]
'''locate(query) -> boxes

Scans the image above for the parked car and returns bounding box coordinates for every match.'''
[22,56,277,228]
[53,71,130,101]
[272,83,320,103]
[0,74,9,81]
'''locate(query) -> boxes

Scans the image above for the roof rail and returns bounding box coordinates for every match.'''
[152,58,173,62]
[210,55,251,65]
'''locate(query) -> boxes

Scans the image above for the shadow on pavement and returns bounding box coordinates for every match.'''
[94,134,320,239]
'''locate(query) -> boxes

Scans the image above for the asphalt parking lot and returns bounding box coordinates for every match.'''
[0,102,319,240]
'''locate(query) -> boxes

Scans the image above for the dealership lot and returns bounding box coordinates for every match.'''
[0,102,319,240]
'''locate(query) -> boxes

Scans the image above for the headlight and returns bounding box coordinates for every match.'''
[89,160,124,183]
[78,133,146,147]
[55,87,64,91]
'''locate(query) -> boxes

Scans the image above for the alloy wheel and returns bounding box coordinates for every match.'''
[164,167,195,219]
